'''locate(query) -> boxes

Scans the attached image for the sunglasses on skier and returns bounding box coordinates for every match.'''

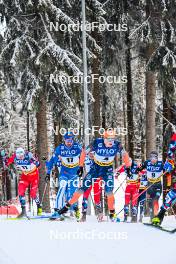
[65,138,74,143]
[150,154,158,160]
[105,138,115,143]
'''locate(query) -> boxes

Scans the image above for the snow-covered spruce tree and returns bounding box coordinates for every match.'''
[85,1,106,138]
[100,0,176,160]
[100,0,140,156]
[50,0,106,143]
[99,1,147,158]
[0,0,106,210]
[127,0,176,205]
[100,0,127,150]
[0,0,84,211]
[128,0,176,159]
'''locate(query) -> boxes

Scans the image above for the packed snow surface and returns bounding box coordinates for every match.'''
[0,215,175,264]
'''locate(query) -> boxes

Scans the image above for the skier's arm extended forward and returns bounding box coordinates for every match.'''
[135,161,147,173]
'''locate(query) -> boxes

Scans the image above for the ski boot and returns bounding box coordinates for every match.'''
[131,215,137,223]
[124,214,128,222]
[131,206,137,223]
[37,206,42,216]
[139,214,143,223]
[70,211,74,217]
[95,204,104,222]
[151,216,161,226]
[17,206,27,218]
[49,209,63,221]
[74,207,81,221]
[152,207,166,226]
[58,203,71,215]
[109,210,120,222]
[124,205,129,222]
[80,212,87,222]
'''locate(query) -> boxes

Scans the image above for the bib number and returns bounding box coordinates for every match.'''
[67,157,73,163]
[152,173,155,178]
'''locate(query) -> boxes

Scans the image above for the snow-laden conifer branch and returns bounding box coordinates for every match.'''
[25,40,36,59]
[37,14,82,75]
[10,38,20,66]
[163,47,176,68]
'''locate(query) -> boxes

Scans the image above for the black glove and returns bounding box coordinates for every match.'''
[45,173,50,183]
[58,203,71,215]
[126,167,132,177]
[77,167,84,177]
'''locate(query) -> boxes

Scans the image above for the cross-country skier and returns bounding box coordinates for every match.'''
[152,133,176,225]
[7,148,42,218]
[136,151,164,220]
[45,131,85,220]
[56,129,131,221]
[116,160,140,222]
[81,149,102,222]
[137,169,148,222]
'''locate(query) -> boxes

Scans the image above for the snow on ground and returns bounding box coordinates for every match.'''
[0,174,175,264]
[0,215,175,264]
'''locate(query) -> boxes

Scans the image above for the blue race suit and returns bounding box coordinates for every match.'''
[47,142,82,210]
[80,138,123,195]
[136,160,164,217]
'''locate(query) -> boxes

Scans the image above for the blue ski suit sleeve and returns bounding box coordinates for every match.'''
[46,146,61,174]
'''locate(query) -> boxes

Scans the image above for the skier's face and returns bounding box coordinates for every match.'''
[16,152,25,160]
[150,155,158,164]
[64,139,74,147]
[104,138,114,148]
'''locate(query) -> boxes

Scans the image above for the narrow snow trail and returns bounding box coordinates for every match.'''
[0,217,175,264]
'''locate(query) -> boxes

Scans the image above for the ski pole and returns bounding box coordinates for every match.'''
[41,182,48,205]
[116,171,167,216]
[50,186,55,210]
[89,191,96,212]
[31,199,34,216]
[89,191,102,222]
[113,176,127,195]
[133,171,168,204]
[117,177,125,192]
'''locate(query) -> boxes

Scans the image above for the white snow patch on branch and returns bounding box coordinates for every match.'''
[37,14,81,75]
[163,47,176,68]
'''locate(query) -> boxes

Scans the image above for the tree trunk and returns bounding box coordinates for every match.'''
[123,97,128,150]
[91,21,101,138]
[125,29,134,159]
[27,111,30,151]
[144,0,157,159]
[92,53,101,137]
[91,14,102,214]
[54,121,62,147]
[145,46,156,159]
[140,115,146,162]
[145,71,156,158]
[36,94,50,212]
[102,92,108,130]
